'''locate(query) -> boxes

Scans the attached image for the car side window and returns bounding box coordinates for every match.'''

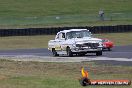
[62,33,65,39]
[56,35,59,39]
[56,32,65,40]
[56,33,61,39]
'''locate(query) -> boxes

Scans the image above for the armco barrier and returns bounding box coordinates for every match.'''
[0,25,132,37]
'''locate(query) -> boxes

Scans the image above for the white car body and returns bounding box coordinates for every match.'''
[48,29,103,56]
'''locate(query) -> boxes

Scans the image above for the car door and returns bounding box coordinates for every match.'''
[59,33,67,51]
[54,32,62,51]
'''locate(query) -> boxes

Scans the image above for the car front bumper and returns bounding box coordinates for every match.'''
[71,47,102,53]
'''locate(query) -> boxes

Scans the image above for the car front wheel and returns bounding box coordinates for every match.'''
[67,47,73,57]
[96,51,102,56]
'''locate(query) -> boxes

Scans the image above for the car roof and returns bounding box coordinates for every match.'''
[60,29,88,33]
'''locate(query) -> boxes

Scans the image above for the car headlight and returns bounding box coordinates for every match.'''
[72,43,76,47]
[99,42,103,46]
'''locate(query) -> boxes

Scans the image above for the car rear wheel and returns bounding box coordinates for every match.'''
[96,51,102,56]
[52,48,59,56]
[108,48,111,51]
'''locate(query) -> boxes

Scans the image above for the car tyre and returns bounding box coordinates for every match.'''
[67,47,73,57]
[108,48,111,51]
[96,51,102,56]
[52,48,59,56]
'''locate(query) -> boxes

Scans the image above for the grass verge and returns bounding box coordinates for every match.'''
[0,59,131,88]
[0,0,132,28]
[0,32,132,50]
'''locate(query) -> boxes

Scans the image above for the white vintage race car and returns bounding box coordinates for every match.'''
[48,29,103,56]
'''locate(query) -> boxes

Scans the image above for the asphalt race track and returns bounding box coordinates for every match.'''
[0,45,132,58]
[0,45,132,65]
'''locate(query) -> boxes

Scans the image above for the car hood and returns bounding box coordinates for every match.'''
[72,37,102,44]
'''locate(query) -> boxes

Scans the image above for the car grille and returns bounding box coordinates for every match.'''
[76,43,99,49]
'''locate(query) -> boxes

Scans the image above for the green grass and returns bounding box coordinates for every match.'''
[0,59,131,88]
[0,0,132,28]
[0,32,132,50]
[0,35,55,50]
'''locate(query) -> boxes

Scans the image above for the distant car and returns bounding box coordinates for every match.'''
[48,29,103,57]
[101,39,113,51]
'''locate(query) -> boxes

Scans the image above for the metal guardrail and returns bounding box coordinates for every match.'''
[0,25,132,36]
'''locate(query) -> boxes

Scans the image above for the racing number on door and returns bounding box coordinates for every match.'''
[55,44,61,50]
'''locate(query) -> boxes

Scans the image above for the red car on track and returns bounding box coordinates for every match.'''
[101,39,114,51]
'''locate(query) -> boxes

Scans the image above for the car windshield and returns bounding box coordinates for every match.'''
[102,39,109,42]
[66,30,91,39]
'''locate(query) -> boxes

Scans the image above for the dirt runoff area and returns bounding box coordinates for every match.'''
[0,55,132,66]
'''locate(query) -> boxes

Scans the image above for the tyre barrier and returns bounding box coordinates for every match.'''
[0,25,132,37]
